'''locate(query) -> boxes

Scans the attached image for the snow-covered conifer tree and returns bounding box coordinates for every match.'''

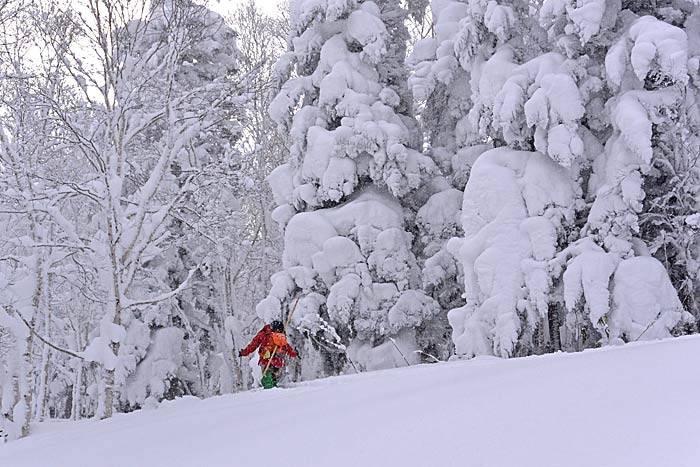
[410,1,585,357]
[418,0,696,357]
[262,0,440,375]
[544,2,695,346]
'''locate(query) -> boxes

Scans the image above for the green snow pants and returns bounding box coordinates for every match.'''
[261,366,282,389]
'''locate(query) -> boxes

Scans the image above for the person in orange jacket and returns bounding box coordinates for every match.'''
[239,320,299,389]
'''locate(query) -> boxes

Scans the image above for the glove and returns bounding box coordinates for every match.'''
[294,348,301,358]
[238,350,244,357]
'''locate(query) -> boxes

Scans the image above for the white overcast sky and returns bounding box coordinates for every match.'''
[209,0,283,17]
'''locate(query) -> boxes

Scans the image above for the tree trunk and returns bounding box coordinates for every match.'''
[103,212,122,419]
[538,314,551,354]
[34,345,50,421]
[4,355,19,434]
[222,263,244,392]
[19,257,44,437]
[102,364,116,420]
[70,361,83,420]
[215,327,236,394]
[35,298,52,421]
[19,330,35,438]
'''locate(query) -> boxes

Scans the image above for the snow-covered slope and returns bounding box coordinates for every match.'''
[2,336,699,467]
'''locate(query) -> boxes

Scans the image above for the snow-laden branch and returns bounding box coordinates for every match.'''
[12,309,85,361]
[122,265,198,311]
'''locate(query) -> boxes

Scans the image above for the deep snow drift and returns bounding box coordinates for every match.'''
[2,336,699,467]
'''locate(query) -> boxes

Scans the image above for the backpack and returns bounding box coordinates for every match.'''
[262,332,289,360]
[271,332,288,348]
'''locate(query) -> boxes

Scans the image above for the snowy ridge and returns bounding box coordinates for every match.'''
[2,336,699,467]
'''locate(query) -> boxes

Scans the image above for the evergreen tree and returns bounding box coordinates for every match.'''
[263,0,440,375]
[546,1,695,345]
[412,0,695,357]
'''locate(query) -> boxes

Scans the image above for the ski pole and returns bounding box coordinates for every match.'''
[262,295,301,379]
[389,337,411,366]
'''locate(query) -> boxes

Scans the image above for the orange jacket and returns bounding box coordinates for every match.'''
[240,325,298,368]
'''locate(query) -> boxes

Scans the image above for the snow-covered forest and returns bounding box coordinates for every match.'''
[1,0,699,441]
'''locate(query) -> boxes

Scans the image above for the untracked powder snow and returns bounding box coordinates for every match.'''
[1,336,699,467]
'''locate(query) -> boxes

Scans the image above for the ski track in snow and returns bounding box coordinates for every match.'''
[2,336,699,467]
